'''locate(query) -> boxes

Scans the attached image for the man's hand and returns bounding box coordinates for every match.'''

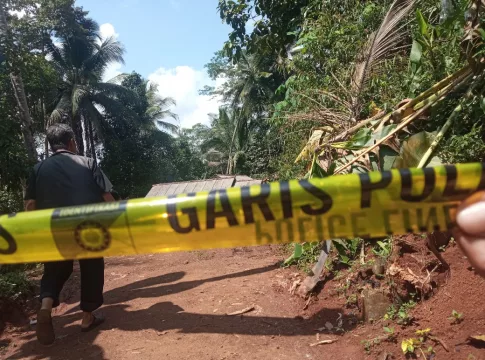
[102,193,115,202]
[24,199,36,211]
[453,191,485,277]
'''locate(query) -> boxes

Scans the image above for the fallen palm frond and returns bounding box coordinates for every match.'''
[295,65,472,175]
[351,0,417,117]
[295,127,333,163]
[295,68,471,170]
[286,109,349,126]
[333,68,473,174]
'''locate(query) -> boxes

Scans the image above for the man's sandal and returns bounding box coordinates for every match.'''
[36,309,55,345]
[81,315,105,332]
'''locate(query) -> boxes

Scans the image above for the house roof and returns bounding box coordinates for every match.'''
[145,175,262,197]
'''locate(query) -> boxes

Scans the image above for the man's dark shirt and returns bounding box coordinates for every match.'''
[24,150,113,210]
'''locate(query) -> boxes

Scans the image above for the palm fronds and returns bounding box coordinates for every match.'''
[145,81,179,132]
[350,0,416,117]
[83,36,125,78]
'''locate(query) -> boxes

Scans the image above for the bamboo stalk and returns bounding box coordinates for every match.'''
[416,104,463,168]
[329,67,471,144]
[373,67,472,128]
[331,110,385,143]
[417,75,483,168]
[334,72,472,174]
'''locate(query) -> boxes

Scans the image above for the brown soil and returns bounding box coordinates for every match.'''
[1,239,485,360]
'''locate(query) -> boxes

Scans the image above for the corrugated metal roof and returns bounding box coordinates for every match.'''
[146,176,262,197]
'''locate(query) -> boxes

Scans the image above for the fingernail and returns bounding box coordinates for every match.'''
[457,201,485,235]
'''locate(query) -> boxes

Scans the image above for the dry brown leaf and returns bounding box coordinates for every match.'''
[226,306,255,316]
[386,263,433,295]
[468,335,485,344]
[309,339,337,347]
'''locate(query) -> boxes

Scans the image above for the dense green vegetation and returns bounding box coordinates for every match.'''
[1,0,485,294]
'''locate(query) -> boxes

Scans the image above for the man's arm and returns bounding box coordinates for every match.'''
[24,169,37,211]
[91,159,115,202]
[24,199,36,211]
[102,192,115,202]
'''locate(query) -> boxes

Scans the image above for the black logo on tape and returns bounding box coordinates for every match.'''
[74,221,111,252]
[50,201,127,257]
[0,225,17,255]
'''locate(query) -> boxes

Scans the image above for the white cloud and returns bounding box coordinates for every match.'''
[99,23,119,40]
[99,23,124,82]
[148,66,222,128]
[95,23,223,128]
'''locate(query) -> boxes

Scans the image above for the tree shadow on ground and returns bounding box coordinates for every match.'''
[65,263,279,312]
[6,264,357,360]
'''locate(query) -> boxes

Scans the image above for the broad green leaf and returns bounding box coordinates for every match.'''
[343,128,372,149]
[340,125,396,150]
[393,131,442,168]
[416,10,428,36]
[284,243,303,265]
[379,146,399,171]
[410,40,422,64]
[310,157,335,179]
[373,124,397,142]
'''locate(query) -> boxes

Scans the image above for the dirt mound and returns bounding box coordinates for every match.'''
[300,235,485,359]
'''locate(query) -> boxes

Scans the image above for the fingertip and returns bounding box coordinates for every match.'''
[456,196,485,236]
[453,230,485,278]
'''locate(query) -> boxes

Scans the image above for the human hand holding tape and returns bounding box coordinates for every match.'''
[453,190,485,276]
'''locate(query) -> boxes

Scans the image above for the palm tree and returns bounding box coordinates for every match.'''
[47,19,138,158]
[0,5,38,162]
[201,107,249,175]
[145,81,179,133]
[120,72,178,134]
[224,51,276,119]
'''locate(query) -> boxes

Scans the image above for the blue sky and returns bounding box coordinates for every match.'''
[76,0,230,128]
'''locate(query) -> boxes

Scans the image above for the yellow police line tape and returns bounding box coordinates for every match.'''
[0,162,483,264]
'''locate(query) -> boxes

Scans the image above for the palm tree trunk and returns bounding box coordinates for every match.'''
[84,117,92,158]
[226,119,239,175]
[72,114,84,155]
[0,6,38,162]
[10,74,38,161]
[88,120,97,163]
[41,98,49,159]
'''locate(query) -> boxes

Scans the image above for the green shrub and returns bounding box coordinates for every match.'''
[0,266,34,301]
[440,125,485,164]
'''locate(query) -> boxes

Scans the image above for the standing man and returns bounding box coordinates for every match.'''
[24,124,115,345]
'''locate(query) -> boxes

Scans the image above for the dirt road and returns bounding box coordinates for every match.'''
[1,246,362,360]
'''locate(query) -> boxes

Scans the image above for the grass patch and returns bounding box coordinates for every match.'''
[0,264,36,301]
[283,242,322,273]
